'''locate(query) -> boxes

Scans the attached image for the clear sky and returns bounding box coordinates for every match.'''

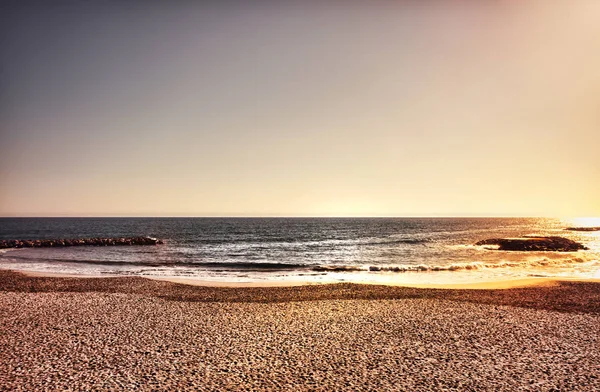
[1,1,599,217]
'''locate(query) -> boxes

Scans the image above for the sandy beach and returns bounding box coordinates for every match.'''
[0,270,599,391]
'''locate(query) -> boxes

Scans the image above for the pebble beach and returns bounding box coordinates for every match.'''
[1,270,599,391]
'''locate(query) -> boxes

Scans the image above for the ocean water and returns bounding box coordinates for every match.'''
[0,218,599,284]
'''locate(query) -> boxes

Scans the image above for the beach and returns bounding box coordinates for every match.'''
[4,0,600,389]
[1,270,599,391]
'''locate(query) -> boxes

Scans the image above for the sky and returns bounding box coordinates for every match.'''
[1,1,599,217]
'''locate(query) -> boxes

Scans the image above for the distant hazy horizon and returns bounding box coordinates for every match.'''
[0,215,593,220]
[2,1,599,217]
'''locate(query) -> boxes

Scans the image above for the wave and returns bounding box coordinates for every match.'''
[360,238,429,246]
[312,265,365,272]
[2,253,594,274]
[190,236,429,248]
[313,257,593,273]
[0,255,309,271]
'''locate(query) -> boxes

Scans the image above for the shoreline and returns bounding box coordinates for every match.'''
[2,269,600,314]
[11,268,600,289]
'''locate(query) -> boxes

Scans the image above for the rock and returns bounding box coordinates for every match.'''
[475,237,587,252]
[0,237,164,249]
[565,227,600,232]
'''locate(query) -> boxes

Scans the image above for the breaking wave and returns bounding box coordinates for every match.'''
[3,254,592,273]
[313,257,594,273]
[0,255,308,271]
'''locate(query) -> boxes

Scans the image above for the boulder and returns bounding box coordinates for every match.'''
[475,236,587,252]
[565,227,600,232]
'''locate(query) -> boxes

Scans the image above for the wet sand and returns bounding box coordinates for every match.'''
[1,269,599,391]
[18,268,599,289]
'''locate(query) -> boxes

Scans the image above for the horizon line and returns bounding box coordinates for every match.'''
[0,215,579,219]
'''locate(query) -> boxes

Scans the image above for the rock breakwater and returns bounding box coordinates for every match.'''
[0,237,163,249]
[475,236,587,252]
[566,227,600,232]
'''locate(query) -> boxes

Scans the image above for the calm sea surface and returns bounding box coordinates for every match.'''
[1,218,599,284]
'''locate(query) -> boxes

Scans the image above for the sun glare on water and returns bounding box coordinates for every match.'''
[569,217,600,228]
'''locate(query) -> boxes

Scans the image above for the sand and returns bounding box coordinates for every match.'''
[1,270,600,391]
[19,268,599,289]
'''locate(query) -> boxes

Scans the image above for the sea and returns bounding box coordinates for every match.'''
[1,218,599,285]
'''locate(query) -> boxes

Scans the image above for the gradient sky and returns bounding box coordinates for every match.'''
[1,1,600,217]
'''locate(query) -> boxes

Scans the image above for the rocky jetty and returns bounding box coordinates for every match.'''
[566,227,600,232]
[476,236,587,252]
[0,236,163,249]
